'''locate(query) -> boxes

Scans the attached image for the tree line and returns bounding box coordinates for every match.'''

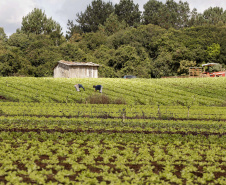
[0,0,226,78]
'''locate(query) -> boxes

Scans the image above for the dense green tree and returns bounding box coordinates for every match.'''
[66,20,83,40]
[98,13,127,36]
[143,0,164,25]
[143,0,190,29]
[217,27,226,65]
[206,43,221,63]
[18,34,62,76]
[160,0,190,29]
[21,8,62,35]
[60,42,87,62]
[151,52,173,77]
[0,27,7,41]
[78,32,107,50]
[176,1,190,28]
[75,0,114,33]
[0,47,30,76]
[2,3,226,78]
[189,7,226,27]
[0,28,17,76]
[177,60,196,75]
[0,50,17,76]
[203,7,226,25]
[115,0,141,27]
[188,8,201,27]
[8,33,29,50]
[107,45,152,77]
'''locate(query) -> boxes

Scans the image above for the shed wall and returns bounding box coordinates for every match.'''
[54,64,98,78]
[54,63,70,78]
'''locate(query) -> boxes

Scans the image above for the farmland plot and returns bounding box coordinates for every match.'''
[0,117,225,184]
[1,77,226,106]
[0,77,226,184]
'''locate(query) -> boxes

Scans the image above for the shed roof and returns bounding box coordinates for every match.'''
[58,60,100,67]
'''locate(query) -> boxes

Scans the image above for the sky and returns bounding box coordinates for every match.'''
[1,0,226,37]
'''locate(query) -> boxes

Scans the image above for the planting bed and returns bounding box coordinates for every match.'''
[0,77,226,184]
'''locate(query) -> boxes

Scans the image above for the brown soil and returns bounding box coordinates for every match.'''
[0,128,224,137]
[2,114,226,122]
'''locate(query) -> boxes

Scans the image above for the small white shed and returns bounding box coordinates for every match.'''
[54,60,100,78]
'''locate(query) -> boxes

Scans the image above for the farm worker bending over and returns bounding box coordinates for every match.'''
[74,84,85,92]
[93,85,103,93]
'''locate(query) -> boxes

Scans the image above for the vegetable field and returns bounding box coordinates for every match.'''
[0,77,226,184]
[1,77,226,106]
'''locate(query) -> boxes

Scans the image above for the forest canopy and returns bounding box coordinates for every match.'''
[0,0,226,78]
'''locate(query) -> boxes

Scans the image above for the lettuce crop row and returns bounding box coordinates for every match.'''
[1,116,226,136]
[0,111,225,184]
[1,102,226,121]
[0,128,225,184]
[1,77,226,106]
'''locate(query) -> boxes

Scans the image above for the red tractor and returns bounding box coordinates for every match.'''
[201,63,226,77]
[189,63,225,77]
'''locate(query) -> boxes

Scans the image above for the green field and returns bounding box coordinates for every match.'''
[1,77,226,105]
[0,77,226,184]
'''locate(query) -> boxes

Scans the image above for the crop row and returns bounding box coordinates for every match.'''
[1,77,226,106]
[0,116,226,138]
[0,129,225,184]
[1,109,226,184]
[1,102,226,121]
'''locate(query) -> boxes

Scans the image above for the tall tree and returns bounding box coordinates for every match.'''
[143,0,190,29]
[98,13,127,36]
[0,27,7,41]
[8,33,29,50]
[203,7,226,25]
[66,20,83,40]
[143,0,164,25]
[21,8,62,35]
[75,0,114,33]
[176,0,190,28]
[115,0,141,27]
[189,7,226,27]
[206,43,221,62]
[160,0,189,29]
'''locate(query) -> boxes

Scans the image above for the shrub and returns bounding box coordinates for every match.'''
[86,94,111,104]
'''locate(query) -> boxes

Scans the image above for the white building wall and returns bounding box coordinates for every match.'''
[54,64,69,78]
[54,64,99,78]
[93,67,98,78]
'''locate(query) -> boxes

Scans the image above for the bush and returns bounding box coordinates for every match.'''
[86,94,111,104]
[86,94,126,104]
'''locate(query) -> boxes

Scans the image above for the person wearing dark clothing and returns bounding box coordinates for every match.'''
[74,84,85,92]
[93,85,103,93]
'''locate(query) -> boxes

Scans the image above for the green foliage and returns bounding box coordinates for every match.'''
[0,50,23,76]
[0,27,7,41]
[0,110,225,184]
[151,52,174,77]
[2,3,226,78]
[98,13,127,36]
[75,0,114,33]
[143,0,190,29]
[143,0,164,25]
[21,8,62,35]
[114,0,141,27]
[207,43,221,62]
[82,32,107,50]
[203,7,226,25]
[8,33,29,49]
[177,60,196,75]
